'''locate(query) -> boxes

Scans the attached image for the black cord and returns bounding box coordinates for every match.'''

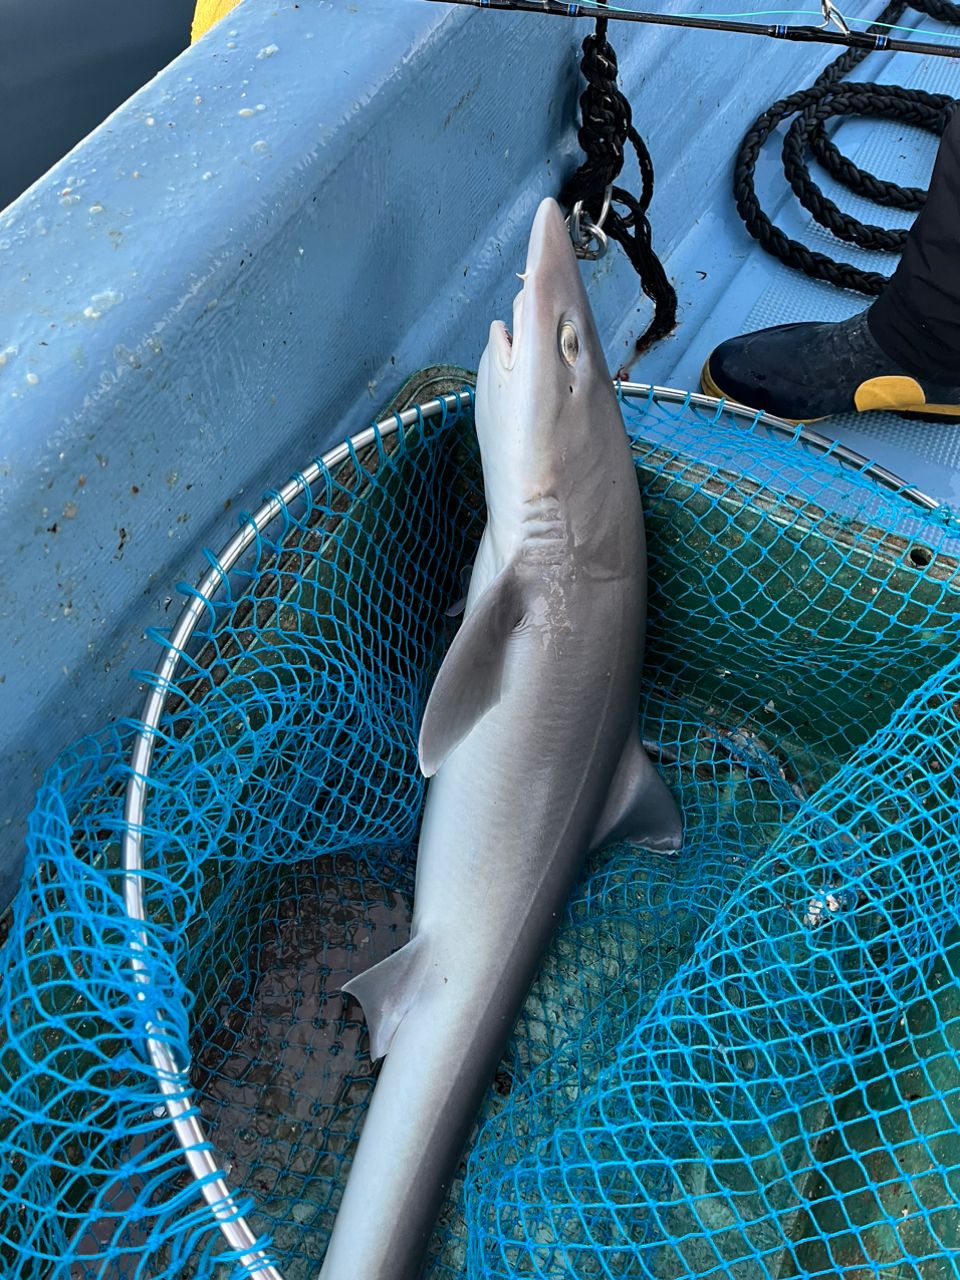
[561,12,678,352]
[733,0,958,295]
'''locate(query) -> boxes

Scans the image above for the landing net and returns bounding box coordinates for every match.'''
[2,383,959,1279]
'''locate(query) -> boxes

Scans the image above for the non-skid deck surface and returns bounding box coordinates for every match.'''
[638,8,960,506]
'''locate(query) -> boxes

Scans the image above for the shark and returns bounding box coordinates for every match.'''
[318,196,683,1280]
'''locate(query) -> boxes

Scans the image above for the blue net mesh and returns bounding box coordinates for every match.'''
[3,384,960,1279]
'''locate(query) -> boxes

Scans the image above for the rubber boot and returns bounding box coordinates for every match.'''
[700,309,960,423]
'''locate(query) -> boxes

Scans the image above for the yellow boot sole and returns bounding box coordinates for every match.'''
[854,376,960,422]
[700,363,960,426]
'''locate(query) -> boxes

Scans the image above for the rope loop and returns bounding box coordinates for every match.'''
[561,7,678,355]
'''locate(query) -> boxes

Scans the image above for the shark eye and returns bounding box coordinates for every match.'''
[559,320,580,367]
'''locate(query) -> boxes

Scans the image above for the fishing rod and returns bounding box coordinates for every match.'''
[425,0,960,57]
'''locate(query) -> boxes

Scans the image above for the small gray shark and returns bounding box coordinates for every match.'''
[318,196,683,1280]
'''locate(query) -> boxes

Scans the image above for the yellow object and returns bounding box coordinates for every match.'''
[701,362,960,424]
[192,0,244,42]
[854,375,925,411]
[854,375,960,417]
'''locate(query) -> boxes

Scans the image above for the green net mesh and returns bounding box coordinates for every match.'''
[3,383,960,1279]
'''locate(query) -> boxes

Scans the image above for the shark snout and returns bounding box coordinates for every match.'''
[492,200,583,368]
[480,196,599,392]
[524,197,583,286]
[521,198,589,343]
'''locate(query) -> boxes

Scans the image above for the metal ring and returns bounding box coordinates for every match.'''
[575,220,609,261]
[819,0,850,34]
[566,202,609,260]
[566,185,613,261]
[567,199,586,248]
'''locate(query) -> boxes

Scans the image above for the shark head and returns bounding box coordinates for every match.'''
[475,197,621,509]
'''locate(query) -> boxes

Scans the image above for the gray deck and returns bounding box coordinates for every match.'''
[636,7,960,506]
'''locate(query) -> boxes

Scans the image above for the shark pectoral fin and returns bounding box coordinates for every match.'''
[418,563,522,777]
[341,935,428,1061]
[592,730,684,854]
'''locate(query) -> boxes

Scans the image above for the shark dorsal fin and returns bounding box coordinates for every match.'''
[341,934,428,1061]
[418,563,523,777]
[591,728,684,853]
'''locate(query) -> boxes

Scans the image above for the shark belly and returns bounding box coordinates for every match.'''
[320,602,639,1280]
[318,935,540,1280]
[316,194,684,1280]
[413,606,633,908]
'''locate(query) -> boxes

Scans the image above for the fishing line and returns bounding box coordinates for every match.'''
[607,0,960,38]
[607,0,960,30]
[677,8,847,18]
[426,0,960,56]
[586,0,960,42]
[614,0,960,32]
[842,10,960,34]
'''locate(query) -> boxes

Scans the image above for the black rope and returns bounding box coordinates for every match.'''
[733,0,958,295]
[560,11,678,353]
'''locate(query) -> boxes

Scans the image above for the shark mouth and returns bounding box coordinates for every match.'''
[510,275,525,352]
[492,279,525,369]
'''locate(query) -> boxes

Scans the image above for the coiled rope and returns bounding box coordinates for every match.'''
[734,0,958,294]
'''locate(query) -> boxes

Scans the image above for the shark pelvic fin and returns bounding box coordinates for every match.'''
[591,729,684,854]
[418,562,522,777]
[445,561,475,618]
[341,934,428,1061]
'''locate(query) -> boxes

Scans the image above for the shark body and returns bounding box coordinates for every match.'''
[318,197,683,1280]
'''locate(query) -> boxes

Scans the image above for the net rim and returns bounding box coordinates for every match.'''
[118,382,933,1278]
[625,384,938,512]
